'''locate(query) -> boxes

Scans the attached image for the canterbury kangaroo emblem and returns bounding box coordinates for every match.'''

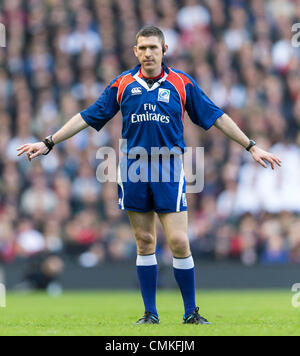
[131,87,142,96]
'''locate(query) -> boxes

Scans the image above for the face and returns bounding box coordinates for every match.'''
[134,36,168,74]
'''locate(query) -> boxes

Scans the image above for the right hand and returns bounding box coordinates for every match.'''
[17,142,49,161]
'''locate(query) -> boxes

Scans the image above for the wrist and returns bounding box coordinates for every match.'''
[246,139,256,152]
[249,145,257,154]
[42,135,55,155]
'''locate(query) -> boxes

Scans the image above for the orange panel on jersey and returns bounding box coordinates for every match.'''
[177,72,194,87]
[166,70,186,123]
[111,76,124,88]
[117,74,136,105]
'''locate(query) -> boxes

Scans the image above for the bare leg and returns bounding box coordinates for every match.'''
[128,211,156,255]
[158,210,196,317]
[158,211,190,258]
[128,210,159,320]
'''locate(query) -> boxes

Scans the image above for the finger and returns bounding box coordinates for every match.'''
[274,160,281,167]
[273,157,282,167]
[17,147,30,156]
[263,157,275,170]
[17,145,29,153]
[258,158,268,168]
[17,145,29,151]
[27,152,32,162]
[30,151,42,159]
[263,154,279,169]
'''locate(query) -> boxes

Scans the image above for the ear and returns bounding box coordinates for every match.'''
[133,45,138,58]
[163,44,169,56]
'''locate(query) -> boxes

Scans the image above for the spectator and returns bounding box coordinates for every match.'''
[61,9,102,55]
[20,175,58,217]
[0,0,299,268]
[260,235,289,264]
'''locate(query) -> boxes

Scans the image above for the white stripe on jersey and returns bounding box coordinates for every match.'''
[133,71,168,92]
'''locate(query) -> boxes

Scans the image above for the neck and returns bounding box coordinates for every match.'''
[141,65,163,79]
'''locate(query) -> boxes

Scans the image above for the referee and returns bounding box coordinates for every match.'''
[17,26,281,325]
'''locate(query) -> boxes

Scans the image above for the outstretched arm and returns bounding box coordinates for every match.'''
[17,113,88,160]
[214,113,282,169]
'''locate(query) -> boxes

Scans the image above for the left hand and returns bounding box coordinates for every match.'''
[249,146,282,170]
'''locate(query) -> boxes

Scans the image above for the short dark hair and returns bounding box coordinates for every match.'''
[136,26,166,53]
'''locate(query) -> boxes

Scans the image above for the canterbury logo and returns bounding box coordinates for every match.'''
[131,87,142,95]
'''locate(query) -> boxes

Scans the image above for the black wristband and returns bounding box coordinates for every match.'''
[42,135,55,155]
[246,139,256,151]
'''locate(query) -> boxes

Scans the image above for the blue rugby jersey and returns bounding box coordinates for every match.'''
[80,63,224,154]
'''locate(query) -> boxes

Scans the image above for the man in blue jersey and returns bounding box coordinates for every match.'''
[17,26,281,325]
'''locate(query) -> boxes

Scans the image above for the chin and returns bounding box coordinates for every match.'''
[144,64,157,71]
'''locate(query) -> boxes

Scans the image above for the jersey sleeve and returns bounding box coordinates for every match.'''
[80,78,120,132]
[185,76,224,130]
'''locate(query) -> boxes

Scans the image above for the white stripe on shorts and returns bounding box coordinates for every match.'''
[117,164,125,209]
[176,163,185,212]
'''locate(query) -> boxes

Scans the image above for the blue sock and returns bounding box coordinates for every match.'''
[173,255,196,317]
[136,254,158,317]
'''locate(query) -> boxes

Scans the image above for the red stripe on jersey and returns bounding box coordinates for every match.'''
[177,72,194,87]
[116,74,135,105]
[166,69,186,124]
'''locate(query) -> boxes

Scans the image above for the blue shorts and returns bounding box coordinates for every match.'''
[117,155,188,213]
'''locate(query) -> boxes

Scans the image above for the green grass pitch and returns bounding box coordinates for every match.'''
[0,290,299,336]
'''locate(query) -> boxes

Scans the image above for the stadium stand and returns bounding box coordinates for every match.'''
[0,0,300,272]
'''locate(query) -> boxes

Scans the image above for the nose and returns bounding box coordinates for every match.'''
[145,48,152,57]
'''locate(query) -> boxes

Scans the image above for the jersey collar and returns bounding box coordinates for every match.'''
[138,67,164,80]
[131,63,169,92]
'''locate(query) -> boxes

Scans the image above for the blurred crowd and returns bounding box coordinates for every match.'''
[1,0,300,277]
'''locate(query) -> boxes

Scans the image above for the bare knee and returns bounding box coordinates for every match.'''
[135,230,156,255]
[169,233,190,258]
